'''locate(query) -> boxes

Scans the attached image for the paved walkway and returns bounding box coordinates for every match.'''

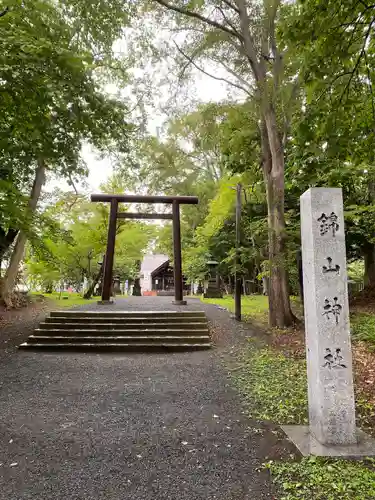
[0,297,291,499]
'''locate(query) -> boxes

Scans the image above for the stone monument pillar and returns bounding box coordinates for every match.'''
[283,187,375,456]
[302,188,356,445]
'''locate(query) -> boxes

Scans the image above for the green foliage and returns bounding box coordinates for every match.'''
[25,186,155,291]
[31,291,98,307]
[266,457,375,500]
[282,0,375,279]
[137,102,271,289]
[0,0,133,260]
[351,313,375,346]
[155,225,173,259]
[182,175,243,281]
[26,260,61,293]
[232,342,308,424]
[219,102,261,176]
[0,0,130,177]
[60,0,133,56]
[197,176,238,241]
[348,261,365,281]
[201,295,270,325]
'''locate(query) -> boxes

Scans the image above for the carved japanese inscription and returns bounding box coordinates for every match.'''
[318,212,339,237]
[322,257,340,275]
[323,297,342,325]
[322,348,347,369]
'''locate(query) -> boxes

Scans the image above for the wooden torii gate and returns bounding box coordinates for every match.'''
[91,194,199,305]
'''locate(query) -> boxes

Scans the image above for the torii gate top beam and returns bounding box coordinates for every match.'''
[91,194,198,204]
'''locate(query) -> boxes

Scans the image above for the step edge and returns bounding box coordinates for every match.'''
[50,311,206,315]
[29,335,211,340]
[20,343,212,347]
[34,328,209,333]
[40,322,207,325]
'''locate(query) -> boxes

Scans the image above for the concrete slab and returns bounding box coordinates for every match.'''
[282,425,375,457]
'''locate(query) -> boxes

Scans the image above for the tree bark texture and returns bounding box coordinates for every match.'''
[83,261,105,299]
[261,117,295,327]
[0,228,19,261]
[1,160,46,306]
[364,243,375,287]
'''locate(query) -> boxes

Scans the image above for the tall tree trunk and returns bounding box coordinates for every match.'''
[83,260,104,299]
[1,160,46,306]
[261,115,294,327]
[364,243,375,287]
[0,228,19,261]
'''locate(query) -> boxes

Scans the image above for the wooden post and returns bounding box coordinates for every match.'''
[234,184,242,321]
[101,199,118,303]
[172,201,186,305]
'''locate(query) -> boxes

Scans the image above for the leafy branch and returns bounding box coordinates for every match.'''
[173,40,251,95]
[153,0,243,40]
[0,7,9,18]
[340,16,375,103]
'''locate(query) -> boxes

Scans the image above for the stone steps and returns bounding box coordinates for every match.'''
[39,322,207,330]
[34,328,209,336]
[20,343,211,351]
[49,311,206,318]
[44,317,206,324]
[27,335,210,344]
[20,310,212,351]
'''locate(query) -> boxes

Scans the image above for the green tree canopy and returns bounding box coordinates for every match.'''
[0,0,133,260]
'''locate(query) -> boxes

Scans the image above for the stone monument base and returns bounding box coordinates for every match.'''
[282,425,375,457]
[97,299,114,305]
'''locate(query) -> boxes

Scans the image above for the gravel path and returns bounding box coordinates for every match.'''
[0,297,56,357]
[0,296,292,499]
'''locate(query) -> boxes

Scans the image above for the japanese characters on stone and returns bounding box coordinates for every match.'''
[319,211,346,369]
[322,297,342,325]
[322,257,340,275]
[318,212,339,237]
[322,348,347,369]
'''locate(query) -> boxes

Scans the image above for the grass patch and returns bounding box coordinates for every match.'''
[351,312,375,346]
[229,335,375,498]
[232,340,308,424]
[203,293,375,495]
[200,294,302,328]
[31,291,98,308]
[201,295,270,325]
[267,456,375,500]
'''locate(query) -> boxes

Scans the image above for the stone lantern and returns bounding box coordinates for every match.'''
[132,260,142,296]
[113,275,121,295]
[203,260,222,298]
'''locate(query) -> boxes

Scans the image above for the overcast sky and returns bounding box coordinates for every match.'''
[61,81,230,196]
[47,23,245,195]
